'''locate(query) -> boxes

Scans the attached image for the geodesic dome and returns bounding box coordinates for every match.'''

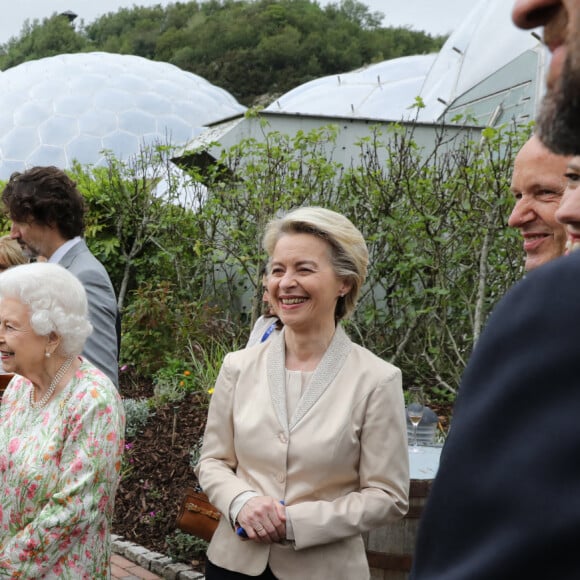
[262,0,546,126]
[0,52,246,180]
[415,0,546,124]
[266,54,437,121]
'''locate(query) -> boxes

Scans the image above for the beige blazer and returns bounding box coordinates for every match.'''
[195,325,409,579]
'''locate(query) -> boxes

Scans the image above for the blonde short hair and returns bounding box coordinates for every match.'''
[262,207,368,320]
[0,235,28,269]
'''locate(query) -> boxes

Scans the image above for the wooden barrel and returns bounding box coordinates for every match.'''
[364,479,433,579]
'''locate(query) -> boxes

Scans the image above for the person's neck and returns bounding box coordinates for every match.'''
[29,355,79,401]
[43,236,67,260]
[284,323,336,372]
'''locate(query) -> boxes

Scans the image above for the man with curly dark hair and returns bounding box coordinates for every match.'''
[2,166,119,387]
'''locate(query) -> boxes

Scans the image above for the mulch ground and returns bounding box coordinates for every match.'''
[114,372,208,571]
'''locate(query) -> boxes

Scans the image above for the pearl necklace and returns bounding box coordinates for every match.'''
[29,355,75,410]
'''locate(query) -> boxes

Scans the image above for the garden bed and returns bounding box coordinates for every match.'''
[114,371,209,573]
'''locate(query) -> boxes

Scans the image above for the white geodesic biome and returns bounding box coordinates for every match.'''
[0,52,246,180]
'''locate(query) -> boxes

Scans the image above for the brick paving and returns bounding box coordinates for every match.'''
[111,554,161,579]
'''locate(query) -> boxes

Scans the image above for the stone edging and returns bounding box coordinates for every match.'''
[111,534,205,580]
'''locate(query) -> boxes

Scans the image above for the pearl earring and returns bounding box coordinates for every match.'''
[45,352,51,358]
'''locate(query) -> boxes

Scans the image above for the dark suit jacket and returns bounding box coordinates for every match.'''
[410,251,580,580]
[59,240,119,387]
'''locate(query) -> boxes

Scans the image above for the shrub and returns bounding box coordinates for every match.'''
[165,530,208,565]
[123,398,152,438]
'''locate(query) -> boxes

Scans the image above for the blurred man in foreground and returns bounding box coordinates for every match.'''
[410,2,580,578]
[513,0,580,156]
[508,134,571,269]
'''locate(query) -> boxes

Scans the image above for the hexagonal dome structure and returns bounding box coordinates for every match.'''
[0,52,246,180]
[265,54,437,121]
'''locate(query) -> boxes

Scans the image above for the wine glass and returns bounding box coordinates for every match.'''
[407,386,425,453]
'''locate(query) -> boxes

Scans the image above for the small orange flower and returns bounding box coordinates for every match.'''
[183,370,191,376]
[179,380,185,387]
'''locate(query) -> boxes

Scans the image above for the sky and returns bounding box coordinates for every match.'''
[1,0,475,45]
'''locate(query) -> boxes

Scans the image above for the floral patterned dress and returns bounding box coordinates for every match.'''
[0,358,125,579]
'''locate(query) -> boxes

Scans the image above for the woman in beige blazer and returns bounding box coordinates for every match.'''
[196,207,410,579]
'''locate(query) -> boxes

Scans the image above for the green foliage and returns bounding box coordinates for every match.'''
[165,529,208,565]
[155,359,197,393]
[151,353,219,407]
[333,121,529,393]
[69,144,208,313]
[186,118,531,397]
[152,376,187,407]
[186,337,240,396]
[123,398,152,439]
[0,1,446,105]
[151,336,238,410]
[0,14,87,70]
[120,281,232,377]
[21,119,531,405]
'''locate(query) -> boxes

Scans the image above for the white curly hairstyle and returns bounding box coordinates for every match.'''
[0,262,93,355]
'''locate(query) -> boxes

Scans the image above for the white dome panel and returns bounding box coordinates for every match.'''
[66,136,104,165]
[94,88,136,112]
[78,110,118,137]
[102,131,140,155]
[266,54,436,120]
[14,102,52,127]
[1,127,40,159]
[39,116,78,146]
[28,145,67,168]
[261,0,544,126]
[119,110,158,134]
[416,0,546,122]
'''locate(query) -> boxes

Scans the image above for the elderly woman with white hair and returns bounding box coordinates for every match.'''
[0,262,125,578]
[196,206,409,580]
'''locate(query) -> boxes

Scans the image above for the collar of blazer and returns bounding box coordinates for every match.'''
[267,325,352,432]
[57,239,87,267]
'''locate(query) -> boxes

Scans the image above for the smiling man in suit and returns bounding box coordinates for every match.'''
[2,166,119,387]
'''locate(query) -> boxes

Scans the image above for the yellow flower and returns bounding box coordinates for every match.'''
[208,388,215,395]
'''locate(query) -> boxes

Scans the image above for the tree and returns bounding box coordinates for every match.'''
[0,14,88,70]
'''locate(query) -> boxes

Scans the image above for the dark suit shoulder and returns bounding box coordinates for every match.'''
[411,252,580,579]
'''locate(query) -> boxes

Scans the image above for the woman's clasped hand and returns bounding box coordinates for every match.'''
[237,496,287,543]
